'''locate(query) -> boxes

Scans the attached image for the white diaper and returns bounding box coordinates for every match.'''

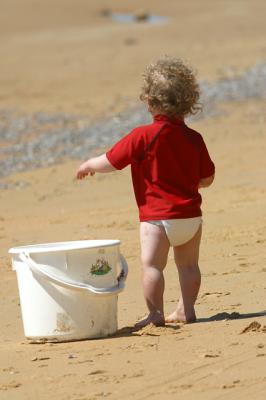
[148,217,202,246]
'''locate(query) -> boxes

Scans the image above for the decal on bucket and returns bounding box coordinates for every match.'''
[90,258,112,276]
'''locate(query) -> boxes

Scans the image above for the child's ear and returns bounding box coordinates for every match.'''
[147,98,153,112]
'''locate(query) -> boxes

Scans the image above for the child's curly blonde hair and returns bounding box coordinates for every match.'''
[140,56,200,117]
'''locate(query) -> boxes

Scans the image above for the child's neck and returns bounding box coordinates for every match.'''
[150,110,184,121]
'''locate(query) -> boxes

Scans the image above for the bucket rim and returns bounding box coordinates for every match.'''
[8,239,121,255]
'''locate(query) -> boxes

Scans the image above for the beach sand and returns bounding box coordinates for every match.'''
[0,1,265,399]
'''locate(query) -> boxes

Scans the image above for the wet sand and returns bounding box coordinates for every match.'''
[0,1,266,399]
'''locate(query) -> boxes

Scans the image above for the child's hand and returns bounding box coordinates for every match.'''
[76,162,95,180]
[76,154,115,179]
[198,174,215,188]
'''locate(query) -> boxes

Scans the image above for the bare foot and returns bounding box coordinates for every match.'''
[165,310,196,324]
[134,311,165,330]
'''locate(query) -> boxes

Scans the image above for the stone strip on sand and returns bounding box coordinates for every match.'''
[0,63,265,184]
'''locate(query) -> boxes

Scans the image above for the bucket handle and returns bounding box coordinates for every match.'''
[19,252,128,296]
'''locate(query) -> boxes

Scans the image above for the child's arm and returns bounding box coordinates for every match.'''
[198,174,215,188]
[76,154,116,180]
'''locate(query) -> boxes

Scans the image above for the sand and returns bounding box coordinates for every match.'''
[0,1,265,399]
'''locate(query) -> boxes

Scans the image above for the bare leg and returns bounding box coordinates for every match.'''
[166,225,202,323]
[135,222,170,329]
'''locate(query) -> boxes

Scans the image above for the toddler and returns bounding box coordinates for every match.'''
[76,56,215,328]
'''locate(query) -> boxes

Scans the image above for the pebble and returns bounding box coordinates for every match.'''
[30,356,50,361]
[68,354,77,359]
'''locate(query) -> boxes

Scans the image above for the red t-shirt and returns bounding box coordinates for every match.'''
[106,115,215,221]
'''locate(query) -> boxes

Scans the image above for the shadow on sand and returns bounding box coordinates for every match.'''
[197,310,266,323]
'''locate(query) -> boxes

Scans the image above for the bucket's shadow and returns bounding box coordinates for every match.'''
[197,310,266,323]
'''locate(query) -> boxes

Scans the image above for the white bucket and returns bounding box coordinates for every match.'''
[9,240,128,342]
